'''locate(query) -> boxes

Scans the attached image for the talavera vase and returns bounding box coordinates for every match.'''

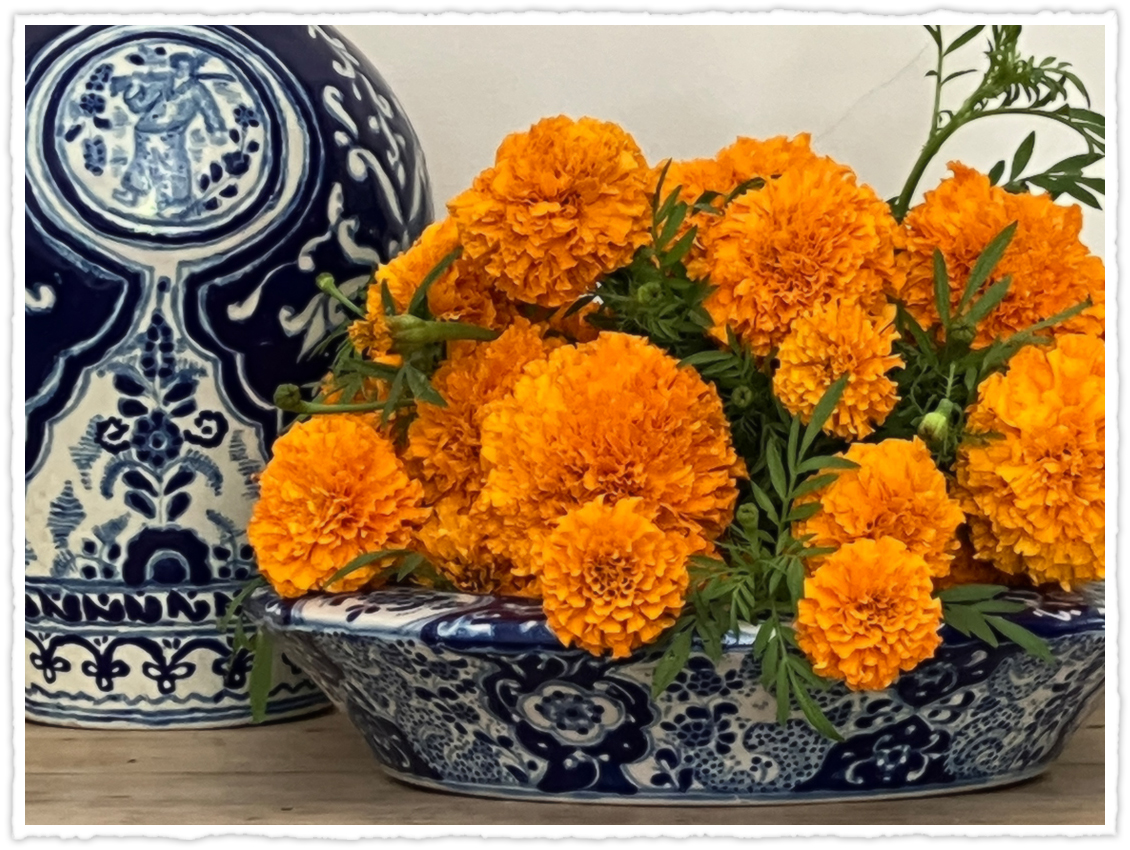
[24,24,432,728]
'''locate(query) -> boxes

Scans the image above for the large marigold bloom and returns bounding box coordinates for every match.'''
[774,300,902,440]
[955,334,1105,588]
[478,332,743,570]
[701,156,900,355]
[897,163,1105,348]
[448,115,654,308]
[795,437,964,579]
[350,218,514,357]
[665,135,820,281]
[248,415,429,598]
[416,497,536,598]
[796,537,943,691]
[405,318,560,506]
[536,497,691,658]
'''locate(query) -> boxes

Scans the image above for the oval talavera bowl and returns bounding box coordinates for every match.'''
[247,584,1105,805]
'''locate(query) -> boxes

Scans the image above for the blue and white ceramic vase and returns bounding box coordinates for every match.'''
[25,25,432,728]
[249,584,1104,804]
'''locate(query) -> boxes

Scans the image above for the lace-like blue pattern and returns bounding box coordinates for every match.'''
[251,584,1104,803]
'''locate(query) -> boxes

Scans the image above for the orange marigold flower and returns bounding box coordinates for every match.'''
[933,525,1030,591]
[795,437,964,579]
[661,156,737,281]
[715,133,819,184]
[448,115,654,309]
[774,300,902,440]
[664,156,735,205]
[796,537,943,691]
[248,415,429,598]
[664,136,819,281]
[348,310,394,359]
[955,334,1105,588]
[351,218,515,358]
[318,372,388,406]
[416,497,537,598]
[542,300,602,343]
[897,163,1105,348]
[405,318,561,505]
[536,497,691,658]
[661,155,737,219]
[701,156,900,355]
[478,332,743,570]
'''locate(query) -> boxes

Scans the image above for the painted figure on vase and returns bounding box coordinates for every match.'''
[112,51,231,216]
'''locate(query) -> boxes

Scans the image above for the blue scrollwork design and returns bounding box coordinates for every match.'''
[253,586,1105,803]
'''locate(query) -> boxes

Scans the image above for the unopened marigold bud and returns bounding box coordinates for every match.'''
[274,383,305,412]
[736,503,760,531]
[918,411,949,444]
[386,313,431,345]
[731,385,755,409]
[949,323,976,346]
[636,281,663,305]
[918,399,958,445]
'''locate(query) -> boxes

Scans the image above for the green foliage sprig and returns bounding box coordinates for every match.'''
[877,223,1091,467]
[274,252,500,442]
[987,132,1105,207]
[651,378,857,739]
[894,25,1105,221]
[587,162,718,358]
[937,584,1055,664]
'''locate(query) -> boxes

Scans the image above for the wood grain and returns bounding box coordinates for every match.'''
[24,706,1105,826]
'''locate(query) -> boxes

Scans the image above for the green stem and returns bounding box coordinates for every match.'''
[316,273,365,318]
[976,106,1102,145]
[385,315,501,347]
[274,384,387,415]
[929,37,945,140]
[421,321,500,343]
[290,399,387,415]
[892,118,963,222]
[893,102,1100,222]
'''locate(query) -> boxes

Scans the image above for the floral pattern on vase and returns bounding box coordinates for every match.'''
[249,584,1105,804]
[25,24,432,728]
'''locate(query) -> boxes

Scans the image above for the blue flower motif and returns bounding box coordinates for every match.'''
[232,104,259,128]
[222,151,250,176]
[532,688,606,737]
[667,656,741,701]
[130,411,183,469]
[485,654,653,794]
[518,682,622,747]
[660,703,738,755]
[86,63,113,92]
[799,716,950,791]
[79,93,106,115]
[82,137,106,176]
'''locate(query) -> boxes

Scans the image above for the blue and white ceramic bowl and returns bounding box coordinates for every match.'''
[248,583,1104,804]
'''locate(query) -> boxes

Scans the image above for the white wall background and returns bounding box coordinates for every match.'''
[338,24,1106,256]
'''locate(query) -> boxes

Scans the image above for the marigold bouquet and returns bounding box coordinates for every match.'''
[232,26,1106,736]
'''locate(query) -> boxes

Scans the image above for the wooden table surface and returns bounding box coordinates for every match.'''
[25,704,1105,826]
